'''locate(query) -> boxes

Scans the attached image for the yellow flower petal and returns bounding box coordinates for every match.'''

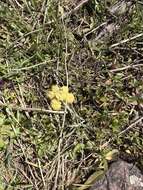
[66,93,75,104]
[51,99,61,110]
[51,85,60,93]
[54,91,63,101]
[58,86,69,101]
[60,86,69,93]
[60,92,67,101]
[47,91,55,99]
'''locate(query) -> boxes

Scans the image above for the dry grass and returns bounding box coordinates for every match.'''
[0,0,143,189]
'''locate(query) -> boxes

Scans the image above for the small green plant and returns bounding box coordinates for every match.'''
[0,113,19,150]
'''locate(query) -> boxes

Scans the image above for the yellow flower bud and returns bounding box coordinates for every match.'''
[66,93,75,104]
[51,99,61,110]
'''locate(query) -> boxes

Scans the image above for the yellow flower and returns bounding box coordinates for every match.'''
[59,92,67,102]
[60,86,69,93]
[54,91,63,101]
[47,91,55,99]
[66,93,75,104]
[53,86,68,101]
[47,85,75,107]
[51,99,61,110]
[51,85,60,93]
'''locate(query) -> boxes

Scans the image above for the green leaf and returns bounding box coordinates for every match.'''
[105,149,119,161]
[73,143,85,158]
[77,170,105,190]
[0,138,5,150]
[0,114,5,126]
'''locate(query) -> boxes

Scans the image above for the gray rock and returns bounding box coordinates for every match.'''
[90,160,143,190]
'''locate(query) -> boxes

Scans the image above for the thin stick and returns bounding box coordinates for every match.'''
[110,64,143,72]
[18,167,34,186]
[37,158,46,188]
[53,16,69,190]
[119,116,143,136]
[110,33,143,48]
[0,102,64,114]
[84,22,107,37]
[5,28,43,52]
[70,0,89,12]
[62,0,89,19]
[12,59,54,71]
[100,116,143,149]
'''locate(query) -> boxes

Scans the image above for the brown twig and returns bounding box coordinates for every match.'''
[100,116,143,149]
[110,64,143,72]
[62,0,89,19]
[119,116,143,136]
[0,102,64,114]
[110,33,143,48]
